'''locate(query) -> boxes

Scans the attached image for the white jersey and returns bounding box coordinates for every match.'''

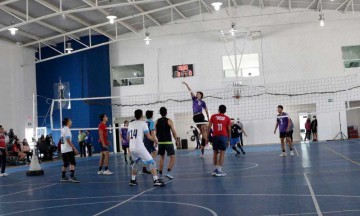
[61,126,73,153]
[128,120,150,151]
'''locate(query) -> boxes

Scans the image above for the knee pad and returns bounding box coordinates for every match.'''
[63,162,69,168]
[149,161,157,170]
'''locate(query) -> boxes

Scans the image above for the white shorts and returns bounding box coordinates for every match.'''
[130,145,154,164]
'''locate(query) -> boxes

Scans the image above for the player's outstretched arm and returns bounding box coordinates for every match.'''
[182,82,195,97]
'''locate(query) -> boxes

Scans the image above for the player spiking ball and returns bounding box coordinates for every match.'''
[182,82,210,158]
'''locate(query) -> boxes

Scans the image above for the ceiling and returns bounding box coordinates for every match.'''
[0,0,356,60]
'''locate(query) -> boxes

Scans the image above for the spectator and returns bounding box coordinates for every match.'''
[85,130,93,157]
[78,130,87,157]
[0,125,9,177]
[188,126,200,149]
[22,139,32,163]
[8,129,15,146]
[311,116,318,142]
[12,138,26,161]
[37,135,50,160]
[305,118,311,141]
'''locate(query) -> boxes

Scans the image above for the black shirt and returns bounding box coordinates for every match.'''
[156,117,172,142]
[231,124,242,138]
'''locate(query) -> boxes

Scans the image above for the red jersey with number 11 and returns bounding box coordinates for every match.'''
[210,113,231,137]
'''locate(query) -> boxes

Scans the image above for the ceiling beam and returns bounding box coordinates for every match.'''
[0,0,22,6]
[21,0,199,47]
[306,0,317,9]
[165,0,189,22]
[35,0,115,40]
[82,0,141,36]
[0,0,167,34]
[288,0,291,11]
[232,0,238,7]
[200,0,213,13]
[260,0,265,8]
[316,0,322,10]
[127,0,162,27]
[0,5,79,40]
[336,0,351,11]
[344,0,353,12]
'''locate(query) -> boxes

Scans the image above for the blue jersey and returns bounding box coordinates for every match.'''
[121,128,129,146]
[144,119,155,146]
[192,96,207,114]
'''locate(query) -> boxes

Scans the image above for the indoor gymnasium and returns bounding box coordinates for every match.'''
[1,0,360,215]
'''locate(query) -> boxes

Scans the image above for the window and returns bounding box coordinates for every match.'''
[112,64,144,87]
[342,46,360,68]
[223,54,260,78]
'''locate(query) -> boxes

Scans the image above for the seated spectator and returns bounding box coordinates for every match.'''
[12,138,26,161]
[22,139,32,163]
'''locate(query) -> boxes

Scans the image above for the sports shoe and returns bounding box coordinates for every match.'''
[1,173,9,177]
[290,151,294,156]
[211,169,219,176]
[235,153,241,157]
[69,177,80,183]
[103,170,114,175]
[154,179,165,187]
[97,170,104,175]
[0,173,3,177]
[215,171,227,177]
[60,177,70,182]
[279,152,286,157]
[129,180,137,186]
[242,151,246,155]
[165,172,174,180]
[200,154,204,158]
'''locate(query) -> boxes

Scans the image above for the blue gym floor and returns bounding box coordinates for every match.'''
[1,140,360,216]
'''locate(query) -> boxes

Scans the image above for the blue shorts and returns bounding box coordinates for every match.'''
[212,136,228,151]
[230,137,240,147]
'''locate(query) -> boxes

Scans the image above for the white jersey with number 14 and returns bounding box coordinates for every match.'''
[128,120,149,151]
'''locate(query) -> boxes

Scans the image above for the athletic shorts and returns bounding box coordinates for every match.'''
[145,143,156,153]
[130,147,154,164]
[100,144,109,152]
[193,113,205,124]
[122,145,129,151]
[158,144,175,156]
[279,132,291,139]
[213,136,228,151]
[288,130,293,139]
[312,129,317,133]
[62,151,76,166]
[230,137,240,147]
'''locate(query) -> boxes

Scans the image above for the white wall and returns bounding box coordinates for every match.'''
[110,7,360,145]
[0,41,36,140]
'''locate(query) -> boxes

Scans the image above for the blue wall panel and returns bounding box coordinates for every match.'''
[36,36,112,153]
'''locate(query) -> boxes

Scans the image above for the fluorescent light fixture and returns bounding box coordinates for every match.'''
[144,32,151,45]
[106,15,117,24]
[211,2,222,11]
[65,43,73,53]
[319,11,325,27]
[8,27,18,36]
[230,23,237,36]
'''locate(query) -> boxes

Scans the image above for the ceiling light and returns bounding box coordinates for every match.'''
[144,31,151,45]
[8,27,18,36]
[319,12,325,27]
[211,2,223,11]
[65,43,73,53]
[106,14,117,24]
[230,23,237,36]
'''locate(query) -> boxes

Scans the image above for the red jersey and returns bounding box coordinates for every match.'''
[98,122,109,145]
[0,134,6,148]
[210,113,231,137]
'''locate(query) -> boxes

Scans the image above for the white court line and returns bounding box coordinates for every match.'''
[304,173,323,216]
[93,180,173,216]
[131,201,217,216]
[294,145,299,157]
[0,183,57,198]
[325,146,360,166]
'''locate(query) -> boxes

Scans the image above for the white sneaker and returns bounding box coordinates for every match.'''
[0,173,3,177]
[279,153,286,157]
[200,154,204,158]
[290,151,294,156]
[97,171,103,175]
[103,170,114,175]
[2,173,9,177]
